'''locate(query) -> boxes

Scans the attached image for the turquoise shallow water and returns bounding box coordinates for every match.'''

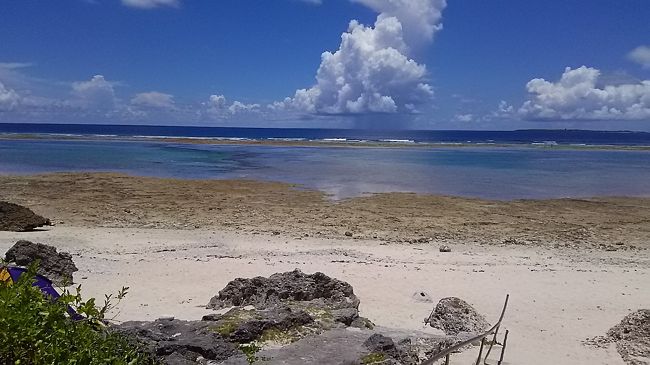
[1,139,650,200]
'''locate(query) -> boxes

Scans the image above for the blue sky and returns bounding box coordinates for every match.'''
[1,0,649,130]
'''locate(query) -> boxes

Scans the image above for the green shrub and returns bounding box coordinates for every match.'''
[0,264,156,364]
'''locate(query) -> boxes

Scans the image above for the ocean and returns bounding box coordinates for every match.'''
[2,123,650,146]
[1,123,650,200]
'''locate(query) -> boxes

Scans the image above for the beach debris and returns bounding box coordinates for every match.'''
[425,297,489,336]
[0,201,51,232]
[207,269,360,311]
[590,309,650,365]
[439,245,452,253]
[344,231,353,237]
[412,291,433,303]
[4,240,78,285]
[502,237,526,245]
[409,237,430,244]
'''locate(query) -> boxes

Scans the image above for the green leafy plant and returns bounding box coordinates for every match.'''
[239,342,263,365]
[0,264,156,364]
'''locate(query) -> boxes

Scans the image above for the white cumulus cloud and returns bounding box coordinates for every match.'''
[203,94,261,119]
[121,0,179,9]
[71,75,116,109]
[453,113,474,122]
[228,100,260,114]
[204,94,227,114]
[519,66,650,121]
[353,0,446,47]
[0,81,20,111]
[628,45,650,69]
[131,91,175,109]
[278,0,446,116]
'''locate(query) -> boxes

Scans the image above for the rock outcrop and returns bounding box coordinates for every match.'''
[207,269,369,329]
[425,297,490,336]
[115,318,239,364]
[0,202,50,232]
[4,240,78,285]
[207,269,360,311]
[215,327,459,365]
[117,270,474,365]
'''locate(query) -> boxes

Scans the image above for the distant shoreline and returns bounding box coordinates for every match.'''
[2,133,650,151]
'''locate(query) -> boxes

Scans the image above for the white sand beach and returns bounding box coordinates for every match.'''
[1,225,647,365]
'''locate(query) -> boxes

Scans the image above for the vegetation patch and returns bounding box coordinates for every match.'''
[356,317,375,329]
[258,327,307,345]
[0,264,155,364]
[304,306,334,321]
[361,352,386,364]
[211,309,262,337]
[239,342,263,365]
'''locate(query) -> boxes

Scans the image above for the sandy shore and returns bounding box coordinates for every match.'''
[1,226,648,365]
[1,172,649,364]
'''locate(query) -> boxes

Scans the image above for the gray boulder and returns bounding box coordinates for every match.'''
[0,201,50,232]
[425,297,489,336]
[207,269,371,330]
[4,240,78,285]
[207,269,360,311]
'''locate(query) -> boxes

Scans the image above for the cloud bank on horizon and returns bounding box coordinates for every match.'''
[519,66,650,121]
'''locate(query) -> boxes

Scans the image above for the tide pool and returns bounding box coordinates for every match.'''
[1,139,649,200]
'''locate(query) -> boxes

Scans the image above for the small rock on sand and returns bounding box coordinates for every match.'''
[426,297,489,336]
[412,291,433,303]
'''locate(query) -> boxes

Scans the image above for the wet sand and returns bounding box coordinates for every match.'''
[1,172,649,249]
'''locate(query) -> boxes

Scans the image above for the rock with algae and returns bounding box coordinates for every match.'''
[116,271,468,365]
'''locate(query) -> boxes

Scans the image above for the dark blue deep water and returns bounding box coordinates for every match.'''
[1,124,649,200]
[2,123,650,146]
